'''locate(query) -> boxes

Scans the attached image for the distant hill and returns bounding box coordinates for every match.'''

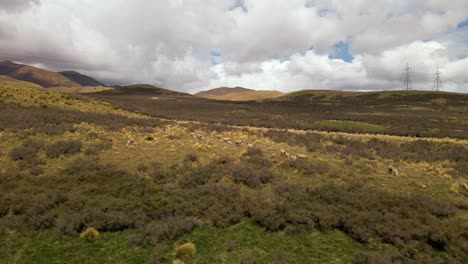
[94,84,190,97]
[195,87,284,101]
[59,71,105,86]
[0,61,80,88]
[275,89,467,101]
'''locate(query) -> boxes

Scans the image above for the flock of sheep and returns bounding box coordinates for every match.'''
[126,130,406,178]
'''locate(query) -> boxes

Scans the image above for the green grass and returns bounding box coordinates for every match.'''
[0,229,150,264]
[171,220,389,264]
[0,220,390,264]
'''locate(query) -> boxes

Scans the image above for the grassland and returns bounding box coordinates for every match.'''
[89,88,468,139]
[0,78,467,263]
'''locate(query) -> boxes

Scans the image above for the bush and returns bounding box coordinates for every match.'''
[46,139,82,158]
[245,147,263,157]
[80,227,100,242]
[8,139,43,161]
[149,162,176,184]
[184,153,198,163]
[84,141,112,155]
[231,162,274,188]
[175,242,196,262]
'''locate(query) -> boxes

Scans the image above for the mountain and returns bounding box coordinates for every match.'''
[59,71,105,86]
[0,61,80,88]
[195,87,284,101]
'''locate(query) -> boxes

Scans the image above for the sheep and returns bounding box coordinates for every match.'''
[126,139,135,147]
[222,137,231,142]
[388,163,399,176]
[290,155,298,161]
[280,149,287,157]
[235,140,242,146]
[297,154,308,160]
[247,143,254,148]
[460,182,468,192]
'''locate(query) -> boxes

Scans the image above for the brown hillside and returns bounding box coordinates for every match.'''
[0,61,81,88]
[195,87,284,101]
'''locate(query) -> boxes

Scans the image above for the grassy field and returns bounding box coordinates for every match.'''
[0,78,467,263]
[1,220,390,264]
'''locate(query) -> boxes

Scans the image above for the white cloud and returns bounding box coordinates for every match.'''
[0,0,467,92]
[208,41,468,93]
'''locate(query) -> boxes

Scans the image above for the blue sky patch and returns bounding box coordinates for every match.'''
[457,19,468,29]
[210,50,222,65]
[329,41,354,62]
[229,0,247,13]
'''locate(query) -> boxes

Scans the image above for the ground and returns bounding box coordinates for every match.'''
[0,78,467,263]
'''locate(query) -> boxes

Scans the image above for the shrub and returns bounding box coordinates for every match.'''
[145,136,154,141]
[184,153,198,163]
[178,161,225,188]
[80,227,100,242]
[8,139,43,161]
[245,147,263,157]
[175,242,196,262]
[150,162,176,184]
[84,141,112,155]
[46,139,82,158]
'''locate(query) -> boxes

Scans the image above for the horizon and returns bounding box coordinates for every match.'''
[0,1,467,93]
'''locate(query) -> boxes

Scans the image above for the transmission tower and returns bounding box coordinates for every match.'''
[403,63,412,90]
[433,65,442,91]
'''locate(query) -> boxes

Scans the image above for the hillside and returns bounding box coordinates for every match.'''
[0,61,81,88]
[195,87,284,101]
[59,71,105,86]
[89,89,468,139]
[0,75,139,117]
[1,79,468,263]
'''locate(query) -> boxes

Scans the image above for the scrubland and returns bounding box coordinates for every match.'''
[0,79,467,263]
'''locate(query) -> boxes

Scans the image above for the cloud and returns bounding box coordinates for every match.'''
[0,0,467,92]
[209,41,468,93]
[0,0,38,12]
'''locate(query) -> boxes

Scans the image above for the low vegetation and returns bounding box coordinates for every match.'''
[0,79,467,263]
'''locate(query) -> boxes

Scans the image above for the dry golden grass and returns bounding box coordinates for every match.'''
[0,77,143,118]
[48,86,112,94]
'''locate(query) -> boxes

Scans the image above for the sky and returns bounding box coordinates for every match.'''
[0,0,467,93]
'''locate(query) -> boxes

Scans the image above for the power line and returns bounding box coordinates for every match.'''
[403,63,412,90]
[433,65,442,91]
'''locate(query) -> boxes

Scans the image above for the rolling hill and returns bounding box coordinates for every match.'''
[0,61,81,88]
[59,71,105,86]
[195,87,284,101]
[99,84,191,97]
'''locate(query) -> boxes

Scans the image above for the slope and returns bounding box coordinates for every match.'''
[59,71,105,86]
[0,61,80,88]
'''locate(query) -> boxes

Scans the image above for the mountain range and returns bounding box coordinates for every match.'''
[0,61,104,88]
